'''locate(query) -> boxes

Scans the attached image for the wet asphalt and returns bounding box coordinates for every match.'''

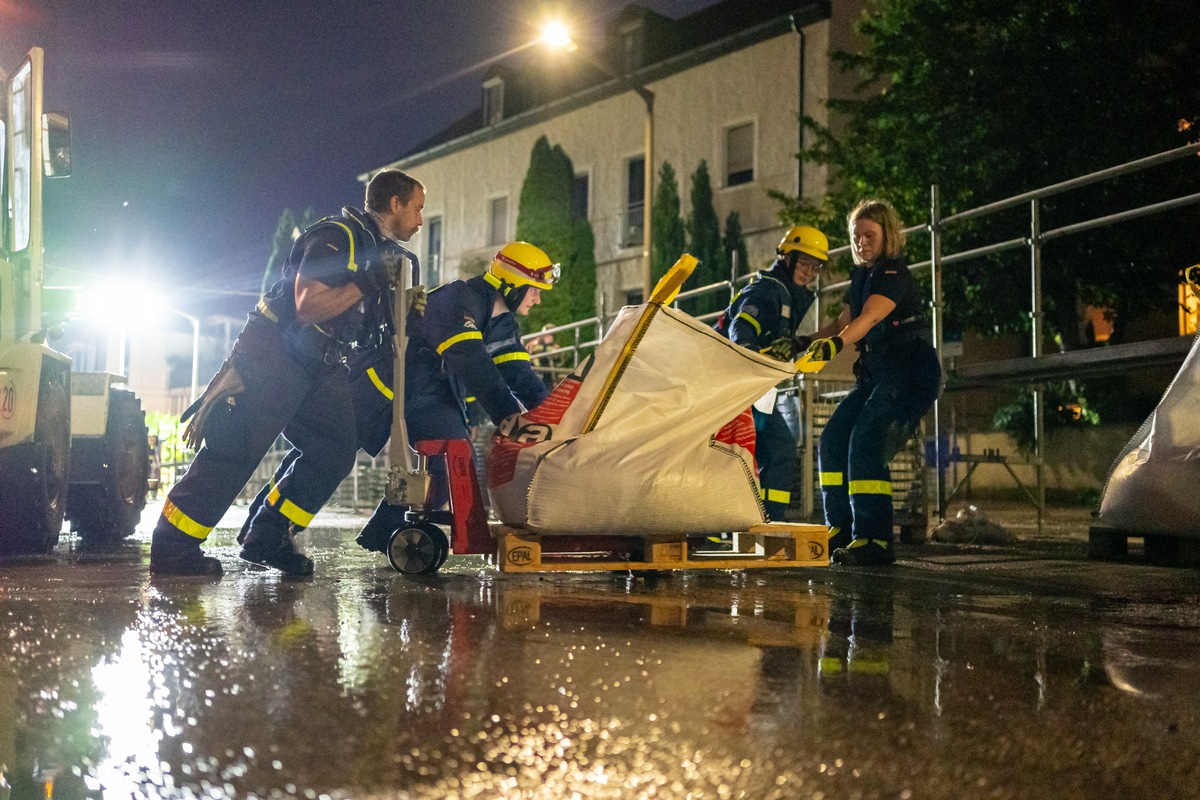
[1,504,1199,799]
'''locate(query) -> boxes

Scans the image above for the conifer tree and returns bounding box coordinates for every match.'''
[515,136,597,331]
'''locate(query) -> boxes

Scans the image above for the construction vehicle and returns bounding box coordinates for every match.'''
[0,47,149,555]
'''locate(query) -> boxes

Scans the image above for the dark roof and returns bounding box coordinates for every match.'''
[386,0,830,169]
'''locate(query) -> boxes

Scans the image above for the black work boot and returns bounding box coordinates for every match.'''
[150,528,224,577]
[826,526,851,553]
[831,537,896,566]
[356,500,408,554]
[239,508,314,576]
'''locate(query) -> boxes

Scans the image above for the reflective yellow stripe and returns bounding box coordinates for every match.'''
[849,480,892,496]
[848,659,890,675]
[325,221,359,272]
[437,330,484,354]
[765,488,791,504]
[161,499,211,541]
[493,351,531,364]
[818,657,843,675]
[820,471,844,487]
[464,395,476,403]
[367,367,394,400]
[846,538,891,549]
[278,498,316,528]
[256,298,279,323]
[736,311,761,335]
[267,486,316,527]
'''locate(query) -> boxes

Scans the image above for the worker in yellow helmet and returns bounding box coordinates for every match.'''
[350,241,559,554]
[713,224,828,522]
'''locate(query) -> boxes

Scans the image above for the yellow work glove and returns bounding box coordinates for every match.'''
[759,336,796,362]
[406,285,427,316]
[796,336,843,374]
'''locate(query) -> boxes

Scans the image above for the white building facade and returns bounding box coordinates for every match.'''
[366,0,854,318]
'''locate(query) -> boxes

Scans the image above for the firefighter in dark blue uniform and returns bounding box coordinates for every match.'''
[800,199,941,565]
[149,169,426,577]
[717,225,828,521]
[350,241,558,553]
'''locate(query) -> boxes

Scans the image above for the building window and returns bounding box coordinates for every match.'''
[572,173,590,220]
[488,196,508,246]
[725,122,755,186]
[623,156,645,248]
[483,78,504,126]
[426,217,443,286]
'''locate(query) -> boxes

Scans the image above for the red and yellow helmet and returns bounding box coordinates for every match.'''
[488,241,560,290]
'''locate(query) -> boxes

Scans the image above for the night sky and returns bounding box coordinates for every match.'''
[1,0,720,317]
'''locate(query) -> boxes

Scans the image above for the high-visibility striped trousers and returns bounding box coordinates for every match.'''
[753,406,796,522]
[154,317,358,546]
[818,349,940,543]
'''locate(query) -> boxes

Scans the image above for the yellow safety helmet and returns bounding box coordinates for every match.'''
[488,241,560,291]
[777,225,829,262]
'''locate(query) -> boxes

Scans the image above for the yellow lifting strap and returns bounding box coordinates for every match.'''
[581,254,698,433]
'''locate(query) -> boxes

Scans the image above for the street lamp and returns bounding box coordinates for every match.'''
[542,21,655,302]
[85,283,202,405]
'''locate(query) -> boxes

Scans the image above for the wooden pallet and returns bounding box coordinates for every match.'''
[492,522,830,573]
[1089,525,1200,567]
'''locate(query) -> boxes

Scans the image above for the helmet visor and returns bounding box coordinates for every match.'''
[495,253,561,289]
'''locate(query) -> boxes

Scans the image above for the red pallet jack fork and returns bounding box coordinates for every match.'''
[356,252,492,574]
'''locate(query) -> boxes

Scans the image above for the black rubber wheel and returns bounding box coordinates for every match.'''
[72,389,149,546]
[387,522,448,575]
[0,370,70,556]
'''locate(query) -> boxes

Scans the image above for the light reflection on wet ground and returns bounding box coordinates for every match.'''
[1,521,1199,799]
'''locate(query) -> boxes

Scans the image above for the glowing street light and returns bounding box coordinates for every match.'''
[84,283,201,403]
[542,20,654,302]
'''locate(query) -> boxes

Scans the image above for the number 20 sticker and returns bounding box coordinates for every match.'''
[1,381,16,420]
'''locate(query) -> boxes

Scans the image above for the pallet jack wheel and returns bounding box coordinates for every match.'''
[387,522,449,575]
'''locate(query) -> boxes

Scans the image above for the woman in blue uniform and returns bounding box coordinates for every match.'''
[802,200,941,565]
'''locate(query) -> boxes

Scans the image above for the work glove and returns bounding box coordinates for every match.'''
[760,336,796,362]
[796,335,843,374]
[406,284,427,317]
[181,362,245,451]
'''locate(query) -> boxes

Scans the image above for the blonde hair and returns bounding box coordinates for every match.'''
[847,199,906,265]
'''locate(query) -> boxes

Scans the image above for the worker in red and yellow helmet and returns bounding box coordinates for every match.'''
[350,241,560,554]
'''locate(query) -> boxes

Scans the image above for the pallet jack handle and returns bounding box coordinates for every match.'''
[384,247,432,509]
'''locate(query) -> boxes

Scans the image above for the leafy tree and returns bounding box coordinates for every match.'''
[722,211,750,279]
[515,136,597,331]
[262,207,317,296]
[650,161,686,287]
[684,160,724,316]
[783,0,1200,349]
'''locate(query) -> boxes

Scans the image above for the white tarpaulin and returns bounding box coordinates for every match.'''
[1099,333,1200,535]
[487,301,795,536]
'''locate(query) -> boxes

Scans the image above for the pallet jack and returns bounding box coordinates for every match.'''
[355,254,492,575]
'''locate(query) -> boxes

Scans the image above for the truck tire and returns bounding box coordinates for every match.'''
[0,373,70,556]
[71,390,150,547]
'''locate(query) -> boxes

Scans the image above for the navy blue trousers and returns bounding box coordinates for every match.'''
[819,344,940,543]
[753,405,797,521]
[154,317,358,543]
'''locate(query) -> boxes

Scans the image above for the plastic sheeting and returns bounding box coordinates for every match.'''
[1099,334,1200,536]
[487,302,795,536]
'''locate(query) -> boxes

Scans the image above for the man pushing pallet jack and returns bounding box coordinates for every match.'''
[355,249,830,574]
